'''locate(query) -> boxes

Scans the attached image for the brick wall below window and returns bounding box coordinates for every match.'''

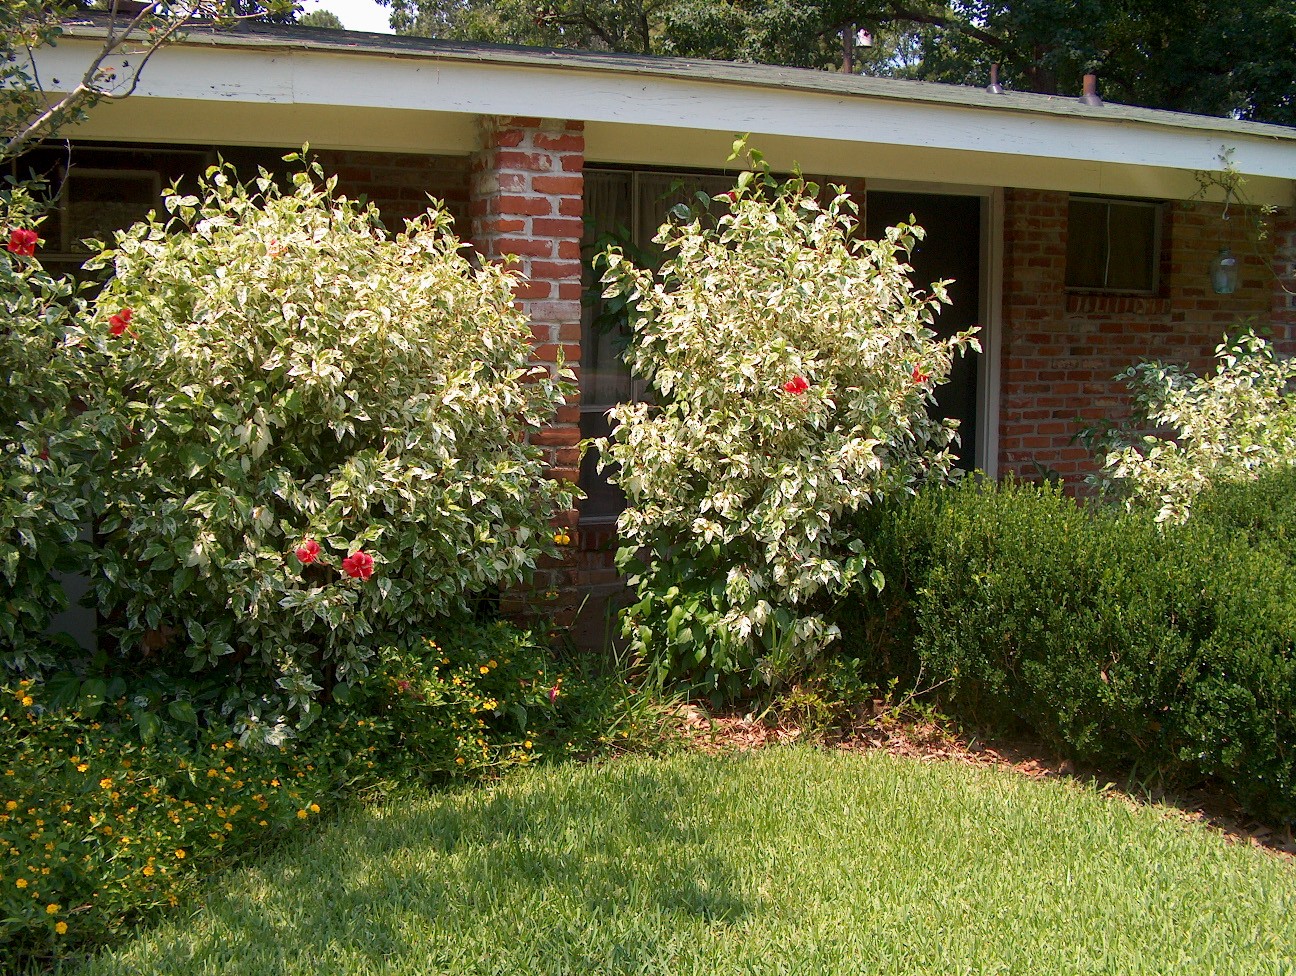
[999,190,1288,486]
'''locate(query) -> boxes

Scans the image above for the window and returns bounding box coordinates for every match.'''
[40,169,161,271]
[9,144,219,277]
[580,169,735,523]
[1065,196,1162,294]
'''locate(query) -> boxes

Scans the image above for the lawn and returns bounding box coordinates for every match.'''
[73,747,1295,976]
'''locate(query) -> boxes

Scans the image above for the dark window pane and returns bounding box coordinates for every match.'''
[578,408,626,522]
[1105,203,1156,292]
[1065,199,1108,289]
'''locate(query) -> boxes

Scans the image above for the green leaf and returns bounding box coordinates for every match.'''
[167,700,198,725]
[135,710,162,744]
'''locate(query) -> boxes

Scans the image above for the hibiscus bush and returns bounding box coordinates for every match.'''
[0,185,90,673]
[74,156,574,734]
[595,149,977,698]
[1086,328,1296,523]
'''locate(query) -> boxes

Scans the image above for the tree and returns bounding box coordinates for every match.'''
[299,8,345,27]
[384,0,673,52]
[380,0,1295,125]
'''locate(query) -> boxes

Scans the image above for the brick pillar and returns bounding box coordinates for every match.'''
[1272,211,1296,357]
[470,116,585,627]
[997,189,1072,482]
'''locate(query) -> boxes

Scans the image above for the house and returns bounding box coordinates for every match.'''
[28,19,1296,635]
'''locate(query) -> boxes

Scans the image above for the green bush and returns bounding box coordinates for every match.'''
[865,477,1296,824]
[0,676,373,964]
[1187,463,1296,564]
[1,187,89,673]
[72,156,574,732]
[596,147,976,698]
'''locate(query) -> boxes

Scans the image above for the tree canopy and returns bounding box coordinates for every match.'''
[299,8,346,27]
[379,0,1295,125]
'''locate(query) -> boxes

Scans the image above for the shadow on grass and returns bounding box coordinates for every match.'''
[85,763,752,974]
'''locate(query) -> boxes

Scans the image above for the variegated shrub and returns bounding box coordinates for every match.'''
[1088,328,1296,524]
[76,156,574,735]
[595,151,978,697]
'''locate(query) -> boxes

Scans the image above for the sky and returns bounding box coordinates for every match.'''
[301,0,394,33]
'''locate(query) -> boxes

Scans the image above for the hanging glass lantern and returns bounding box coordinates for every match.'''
[1210,247,1239,295]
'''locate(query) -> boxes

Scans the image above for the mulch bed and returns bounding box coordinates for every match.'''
[673,703,1296,861]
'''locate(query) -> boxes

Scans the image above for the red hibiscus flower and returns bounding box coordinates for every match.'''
[295,539,321,565]
[6,228,38,257]
[912,364,930,385]
[547,680,562,704]
[108,308,133,337]
[342,550,375,580]
[783,375,809,395]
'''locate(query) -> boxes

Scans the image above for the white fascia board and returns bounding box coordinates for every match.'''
[584,123,1295,205]
[34,37,1296,191]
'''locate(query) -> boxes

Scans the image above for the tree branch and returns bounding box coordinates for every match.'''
[3,1,236,162]
[878,2,1007,52]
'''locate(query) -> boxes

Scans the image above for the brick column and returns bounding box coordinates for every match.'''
[1272,211,1296,357]
[470,116,585,626]
[997,189,1074,482]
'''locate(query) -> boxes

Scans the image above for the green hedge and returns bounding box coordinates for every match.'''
[849,470,1296,824]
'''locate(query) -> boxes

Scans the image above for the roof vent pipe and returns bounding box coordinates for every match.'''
[986,63,1004,94]
[1079,73,1103,106]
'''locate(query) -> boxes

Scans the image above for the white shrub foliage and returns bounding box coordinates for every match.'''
[1092,329,1296,523]
[74,156,574,729]
[595,154,978,693]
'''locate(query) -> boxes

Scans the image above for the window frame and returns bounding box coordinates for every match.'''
[1064,195,1164,297]
[42,167,163,265]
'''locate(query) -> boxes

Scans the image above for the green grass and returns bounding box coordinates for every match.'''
[73,749,1295,976]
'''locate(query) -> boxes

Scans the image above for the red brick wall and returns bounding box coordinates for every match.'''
[315,149,471,234]
[998,189,1288,485]
[1272,214,1296,355]
[469,116,587,627]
